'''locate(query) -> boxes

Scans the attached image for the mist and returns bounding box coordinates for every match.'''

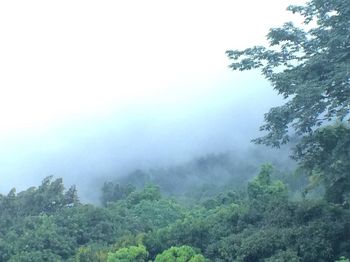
[0,0,304,201]
[0,70,285,200]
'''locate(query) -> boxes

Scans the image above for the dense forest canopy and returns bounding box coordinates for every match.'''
[0,164,349,261]
[0,0,349,261]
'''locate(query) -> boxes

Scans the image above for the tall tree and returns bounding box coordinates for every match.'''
[226,0,350,147]
[226,0,350,202]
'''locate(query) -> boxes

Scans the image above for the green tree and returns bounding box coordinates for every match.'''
[226,0,350,202]
[73,243,109,262]
[336,257,350,262]
[154,246,206,262]
[8,250,62,262]
[107,245,148,262]
[101,182,135,206]
[126,185,161,207]
[247,164,288,210]
[294,123,350,203]
[227,0,350,147]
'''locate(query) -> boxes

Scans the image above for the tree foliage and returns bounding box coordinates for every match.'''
[226,0,350,203]
[101,182,135,207]
[247,164,288,210]
[107,245,148,262]
[1,2,350,258]
[0,165,349,261]
[226,0,350,147]
[154,246,205,262]
[295,123,350,203]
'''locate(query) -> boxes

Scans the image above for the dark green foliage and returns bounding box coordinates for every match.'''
[8,250,62,262]
[294,123,350,203]
[0,176,79,219]
[227,0,350,147]
[264,249,300,262]
[0,177,184,261]
[143,165,350,262]
[0,163,350,261]
[1,0,349,260]
[226,0,350,204]
[101,182,135,206]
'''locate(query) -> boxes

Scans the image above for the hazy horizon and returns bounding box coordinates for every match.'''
[0,0,305,198]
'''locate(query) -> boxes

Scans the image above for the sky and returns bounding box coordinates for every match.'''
[0,0,305,198]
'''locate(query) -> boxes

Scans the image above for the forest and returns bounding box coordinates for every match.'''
[1,0,349,261]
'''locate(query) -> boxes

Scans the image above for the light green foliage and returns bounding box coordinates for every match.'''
[105,185,185,233]
[248,164,288,209]
[154,246,205,262]
[130,199,185,231]
[74,244,108,262]
[107,245,148,262]
[126,185,162,207]
[336,257,350,262]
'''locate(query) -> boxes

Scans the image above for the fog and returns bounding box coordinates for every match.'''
[0,71,283,201]
[0,0,305,201]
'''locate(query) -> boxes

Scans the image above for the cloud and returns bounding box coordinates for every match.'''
[0,0,304,194]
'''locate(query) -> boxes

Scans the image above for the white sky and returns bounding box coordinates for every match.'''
[0,0,304,135]
[0,0,306,195]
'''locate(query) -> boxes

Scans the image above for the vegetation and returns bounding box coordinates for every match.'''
[0,0,349,261]
[0,162,349,261]
[154,246,205,262]
[226,0,350,204]
[227,0,350,147]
